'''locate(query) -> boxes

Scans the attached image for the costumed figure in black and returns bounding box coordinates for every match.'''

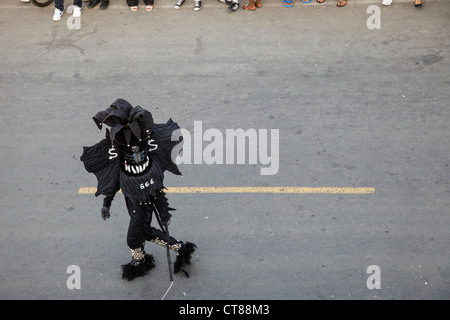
[81,98,196,281]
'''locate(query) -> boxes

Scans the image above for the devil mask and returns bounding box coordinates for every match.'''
[81,98,183,203]
[93,98,154,175]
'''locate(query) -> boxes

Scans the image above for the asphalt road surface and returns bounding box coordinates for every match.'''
[0,0,449,300]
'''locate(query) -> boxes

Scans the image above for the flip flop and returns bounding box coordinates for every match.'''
[243,4,256,9]
[337,0,346,6]
[130,6,138,11]
[302,0,312,3]
[146,5,153,11]
[283,0,293,7]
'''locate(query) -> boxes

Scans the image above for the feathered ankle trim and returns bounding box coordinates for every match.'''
[174,242,197,277]
[122,253,155,281]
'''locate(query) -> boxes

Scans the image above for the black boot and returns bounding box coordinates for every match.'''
[121,246,155,281]
[100,0,109,9]
[88,0,101,8]
[174,242,197,276]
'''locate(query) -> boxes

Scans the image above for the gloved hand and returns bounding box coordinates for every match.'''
[101,206,111,220]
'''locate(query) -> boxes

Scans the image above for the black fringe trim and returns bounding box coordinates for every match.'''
[121,254,155,281]
[174,242,197,277]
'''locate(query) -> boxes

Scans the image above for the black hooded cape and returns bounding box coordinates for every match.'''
[81,116,183,204]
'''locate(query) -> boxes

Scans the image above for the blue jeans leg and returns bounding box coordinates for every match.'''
[54,0,82,11]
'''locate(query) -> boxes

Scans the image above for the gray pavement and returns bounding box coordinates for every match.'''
[0,0,449,300]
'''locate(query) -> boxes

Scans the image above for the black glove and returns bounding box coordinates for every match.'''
[101,193,114,220]
[101,206,111,220]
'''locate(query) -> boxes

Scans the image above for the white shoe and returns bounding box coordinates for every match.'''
[20,0,30,3]
[174,0,185,9]
[73,6,82,17]
[53,9,63,21]
[194,0,201,10]
[382,0,392,5]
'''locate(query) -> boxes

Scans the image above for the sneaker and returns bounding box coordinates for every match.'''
[52,9,63,21]
[194,0,201,10]
[174,0,185,9]
[228,2,238,12]
[73,6,82,17]
[20,0,30,2]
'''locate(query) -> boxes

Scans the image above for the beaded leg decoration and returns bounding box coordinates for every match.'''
[150,237,197,277]
[121,245,155,281]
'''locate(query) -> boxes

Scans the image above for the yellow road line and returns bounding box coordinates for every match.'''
[78,187,375,194]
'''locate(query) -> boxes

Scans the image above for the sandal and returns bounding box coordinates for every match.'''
[302,0,312,3]
[243,4,256,9]
[336,0,346,6]
[130,6,138,11]
[283,0,293,7]
[317,0,325,2]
